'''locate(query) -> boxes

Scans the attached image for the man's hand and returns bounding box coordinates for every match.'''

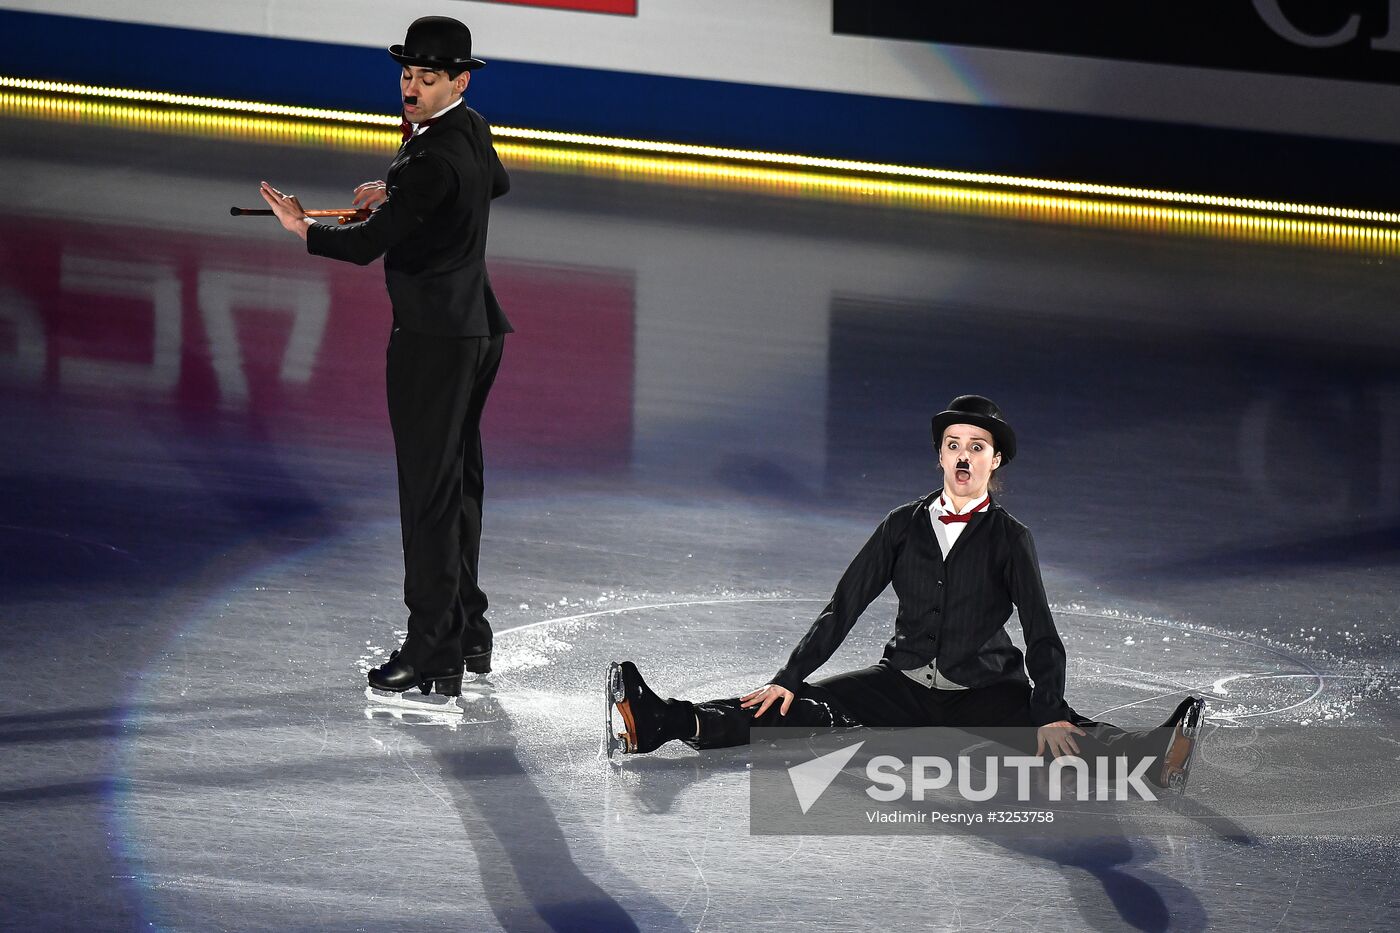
[740,684,795,718]
[259,181,309,240]
[1036,720,1086,758]
[353,180,389,211]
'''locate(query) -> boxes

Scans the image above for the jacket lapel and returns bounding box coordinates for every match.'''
[387,146,414,182]
[914,492,946,572]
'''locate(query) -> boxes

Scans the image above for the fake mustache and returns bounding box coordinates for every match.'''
[955,460,971,471]
[403,95,418,105]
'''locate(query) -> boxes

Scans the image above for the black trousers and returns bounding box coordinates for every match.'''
[689,664,1163,763]
[385,328,504,670]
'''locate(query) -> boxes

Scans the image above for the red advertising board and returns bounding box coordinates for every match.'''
[0,217,635,470]
[490,0,637,15]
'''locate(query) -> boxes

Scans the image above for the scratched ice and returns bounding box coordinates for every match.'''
[2,111,1398,931]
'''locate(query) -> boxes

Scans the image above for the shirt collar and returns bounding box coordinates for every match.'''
[411,97,462,132]
[933,492,989,516]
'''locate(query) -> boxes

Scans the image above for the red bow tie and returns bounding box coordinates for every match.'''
[936,497,989,524]
[400,116,441,142]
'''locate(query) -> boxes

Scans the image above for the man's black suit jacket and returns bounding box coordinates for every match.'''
[306,102,513,337]
[771,494,1072,726]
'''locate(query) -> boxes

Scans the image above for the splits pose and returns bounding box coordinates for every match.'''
[259,16,511,697]
[609,395,1203,789]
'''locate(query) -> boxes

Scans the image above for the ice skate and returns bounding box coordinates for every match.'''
[1155,696,1205,791]
[365,667,465,714]
[606,660,694,756]
[368,651,464,706]
[376,649,465,695]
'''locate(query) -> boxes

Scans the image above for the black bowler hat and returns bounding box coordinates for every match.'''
[930,395,1017,465]
[389,16,486,71]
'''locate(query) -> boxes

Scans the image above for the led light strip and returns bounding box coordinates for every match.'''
[495,126,1400,225]
[4,74,1398,226]
[498,143,1400,253]
[0,76,397,126]
[4,90,1398,254]
[0,91,393,153]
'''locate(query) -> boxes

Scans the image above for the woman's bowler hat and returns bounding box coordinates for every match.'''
[389,16,486,71]
[930,395,1017,465]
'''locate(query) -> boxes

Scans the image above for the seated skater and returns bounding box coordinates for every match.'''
[609,395,1204,789]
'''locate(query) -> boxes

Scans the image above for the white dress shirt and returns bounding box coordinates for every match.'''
[929,492,988,559]
[407,97,462,138]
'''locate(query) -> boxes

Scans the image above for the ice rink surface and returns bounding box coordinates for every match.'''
[2,113,1399,931]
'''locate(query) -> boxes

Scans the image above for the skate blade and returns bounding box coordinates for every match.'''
[1180,698,1204,739]
[365,686,464,717]
[605,663,620,758]
[604,662,636,758]
[1159,727,1199,791]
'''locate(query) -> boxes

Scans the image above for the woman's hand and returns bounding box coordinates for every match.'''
[1036,720,1086,758]
[740,684,794,718]
[352,180,389,211]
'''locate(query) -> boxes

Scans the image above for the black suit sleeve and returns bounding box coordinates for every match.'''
[770,513,900,693]
[490,142,510,199]
[1006,528,1070,726]
[306,153,454,266]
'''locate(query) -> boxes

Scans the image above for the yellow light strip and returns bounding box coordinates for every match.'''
[497,143,1400,254]
[4,73,1397,226]
[3,84,1397,255]
[494,126,1400,225]
[0,91,394,153]
[0,75,398,127]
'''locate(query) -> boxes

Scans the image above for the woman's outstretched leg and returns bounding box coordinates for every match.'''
[685,686,860,749]
[607,662,927,755]
[606,661,860,755]
[1067,697,1206,789]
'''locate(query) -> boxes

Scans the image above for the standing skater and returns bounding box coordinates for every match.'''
[259,16,511,696]
[608,395,1203,789]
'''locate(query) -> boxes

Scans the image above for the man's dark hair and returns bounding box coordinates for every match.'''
[442,65,469,80]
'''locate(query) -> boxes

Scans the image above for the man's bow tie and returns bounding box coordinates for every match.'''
[936,497,989,524]
[400,116,442,142]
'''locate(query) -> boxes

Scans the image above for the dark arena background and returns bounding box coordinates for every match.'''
[2,2,1398,930]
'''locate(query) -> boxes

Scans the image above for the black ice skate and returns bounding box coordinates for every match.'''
[606,660,694,757]
[378,649,465,696]
[366,654,464,716]
[1155,696,1205,790]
